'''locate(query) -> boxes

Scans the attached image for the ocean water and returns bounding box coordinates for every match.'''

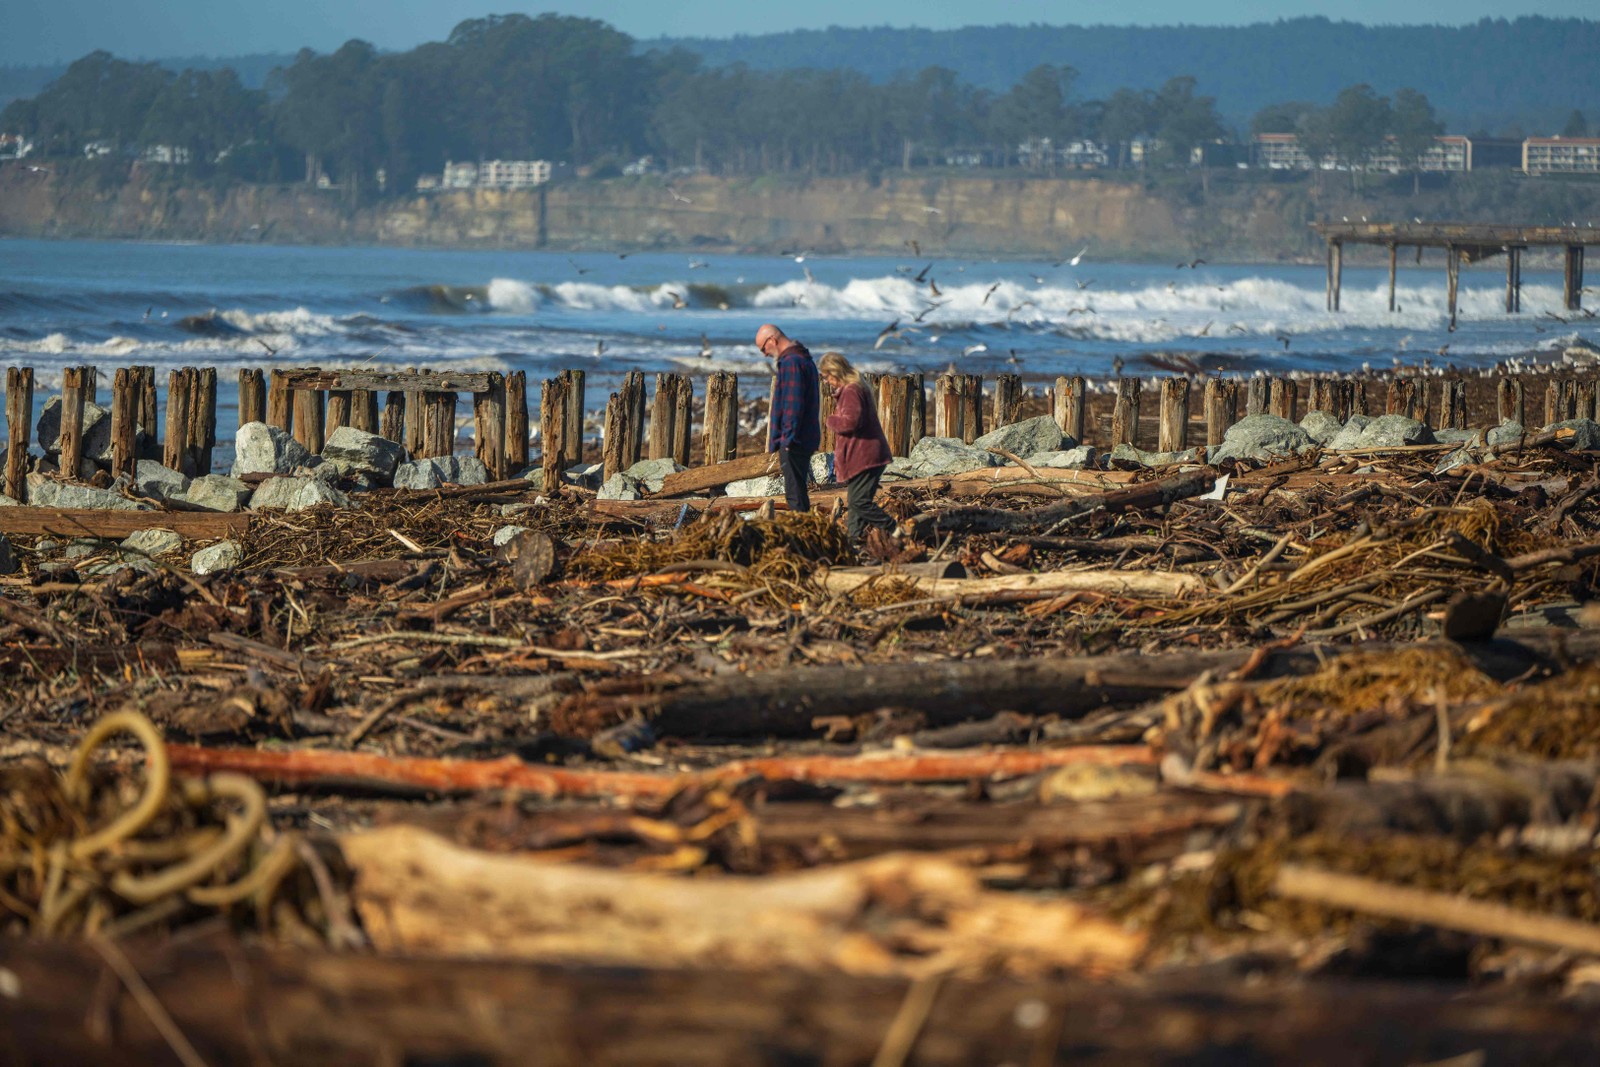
[1,237,1593,447]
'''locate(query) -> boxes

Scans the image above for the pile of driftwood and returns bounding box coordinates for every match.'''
[3,433,1600,1064]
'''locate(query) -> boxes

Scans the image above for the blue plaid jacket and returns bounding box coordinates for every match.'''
[770,343,821,451]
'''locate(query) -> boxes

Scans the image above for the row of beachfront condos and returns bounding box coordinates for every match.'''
[1248,133,1600,175]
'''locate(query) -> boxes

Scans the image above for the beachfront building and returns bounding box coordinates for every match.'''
[1523,137,1600,176]
[140,145,191,165]
[1251,133,1315,170]
[440,159,556,189]
[442,162,478,189]
[0,133,32,160]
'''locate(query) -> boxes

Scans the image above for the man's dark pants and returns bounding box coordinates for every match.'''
[779,447,812,513]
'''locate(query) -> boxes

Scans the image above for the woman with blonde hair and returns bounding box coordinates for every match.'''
[818,351,896,548]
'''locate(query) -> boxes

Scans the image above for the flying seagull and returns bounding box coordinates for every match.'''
[666,291,687,309]
[699,334,713,358]
[982,281,1002,305]
[1068,246,1088,266]
[568,258,591,276]
[1177,258,1207,269]
[874,319,902,350]
[667,186,692,204]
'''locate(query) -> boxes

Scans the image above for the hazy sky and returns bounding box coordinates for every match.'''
[7,0,1594,66]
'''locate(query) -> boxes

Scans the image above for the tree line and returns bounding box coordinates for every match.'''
[0,13,1509,196]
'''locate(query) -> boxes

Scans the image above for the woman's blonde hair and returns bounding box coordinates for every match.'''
[817,351,860,385]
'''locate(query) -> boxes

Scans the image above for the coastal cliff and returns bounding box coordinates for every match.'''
[0,164,1416,262]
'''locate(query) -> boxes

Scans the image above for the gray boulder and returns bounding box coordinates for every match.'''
[725,475,786,497]
[562,462,604,489]
[1212,414,1313,464]
[621,457,687,493]
[1110,443,1202,467]
[1486,420,1525,449]
[491,525,528,547]
[233,422,311,476]
[1355,415,1435,448]
[322,426,405,479]
[182,474,253,512]
[1549,418,1600,451]
[1327,417,1373,451]
[0,494,17,507]
[392,455,489,490]
[133,460,190,502]
[249,476,352,511]
[597,473,643,500]
[881,456,918,481]
[121,528,183,556]
[192,541,243,575]
[974,415,1070,459]
[1433,428,1477,446]
[24,473,151,511]
[454,456,489,486]
[37,396,113,460]
[521,469,546,491]
[1299,410,1343,446]
[1030,446,1098,470]
[1434,448,1476,476]
[903,436,1001,478]
[810,452,836,484]
[393,459,445,491]
[82,558,158,578]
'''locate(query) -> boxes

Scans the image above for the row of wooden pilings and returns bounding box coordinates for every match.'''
[3,363,1593,503]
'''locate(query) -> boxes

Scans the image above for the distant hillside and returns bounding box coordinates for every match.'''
[0,53,291,110]
[648,17,1600,133]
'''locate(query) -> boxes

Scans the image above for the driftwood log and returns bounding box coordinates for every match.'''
[910,469,1216,539]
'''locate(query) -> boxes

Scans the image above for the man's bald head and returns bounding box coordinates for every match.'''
[755,324,787,357]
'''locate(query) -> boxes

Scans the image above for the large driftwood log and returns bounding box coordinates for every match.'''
[342,826,1144,975]
[5,941,1597,1067]
[911,469,1216,539]
[820,567,1204,600]
[656,451,781,496]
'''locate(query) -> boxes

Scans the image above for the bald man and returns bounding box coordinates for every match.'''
[755,323,821,513]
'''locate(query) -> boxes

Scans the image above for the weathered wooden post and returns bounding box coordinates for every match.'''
[1348,379,1369,418]
[601,391,627,480]
[1441,378,1468,430]
[1506,246,1522,314]
[110,368,138,479]
[906,373,926,449]
[165,368,194,475]
[1268,376,1297,422]
[560,369,586,468]
[703,371,739,464]
[933,373,962,440]
[959,374,983,444]
[267,369,292,434]
[1386,377,1423,422]
[1245,375,1269,417]
[190,366,217,474]
[620,370,646,468]
[1308,378,1334,415]
[6,367,32,501]
[422,390,454,459]
[1496,377,1525,428]
[293,377,326,456]
[1446,243,1461,331]
[137,366,158,439]
[82,366,98,407]
[1158,376,1190,453]
[1580,379,1599,422]
[671,375,693,467]
[326,389,351,433]
[819,379,837,453]
[1204,378,1237,448]
[382,389,406,446]
[239,369,266,426]
[649,373,677,461]
[1111,377,1141,448]
[992,373,1023,428]
[474,371,507,480]
[60,366,88,480]
[879,375,912,457]
[350,390,379,434]
[1565,245,1585,312]
[539,375,570,492]
[504,371,529,472]
[1053,375,1086,445]
[1545,378,1576,427]
[404,368,424,457]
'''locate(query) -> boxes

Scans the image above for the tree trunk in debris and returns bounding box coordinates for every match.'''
[910,469,1215,539]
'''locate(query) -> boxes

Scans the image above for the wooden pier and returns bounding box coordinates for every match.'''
[1311,222,1600,329]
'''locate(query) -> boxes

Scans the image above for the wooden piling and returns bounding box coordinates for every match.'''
[539,375,570,492]
[137,366,158,439]
[1203,378,1237,448]
[649,374,677,461]
[934,374,962,440]
[1446,244,1460,331]
[1546,378,1577,426]
[1308,378,1334,415]
[381,390,406,447]
[1506,246,1523,314]
[190,366,217,475]
[164,368,194,475]
[59,366,88,480]
[1497,378,1525,428]
[992,373,1023,428]
[404,369,424,457]
[110,368,137,479]
[326,390,351,434]
[293,380,326,456]
[906,373,926,449]
[1565,246,1586,311]
[267,369,292,434]
[1053,376,1086,445]
[1577,379,1598,422]
[621,371,646,468]
[82,366,98,407]
[1387,243,1398,313]
[602,392,629,477]
[1329,240,1343,312]
[1158,376,1190,453]
[1441,379,1468,430]
[703,372,739,464]
[1110,377,1141,448]
[504,371,528,472]
[560,369,586,468]
[880,376,912,457]
[671,375,693,467]
[5,368,32,501]
[1245,376,1269,417]
[350,390,379,434]
[1386,377,1426,423]
[239,369,265,426]
[959,374,983,445]
[473,372,507,480]
[422,391,455,460]
[1268,376,1297,422]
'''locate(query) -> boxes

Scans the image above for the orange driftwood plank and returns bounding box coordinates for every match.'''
[165,744,1154,799]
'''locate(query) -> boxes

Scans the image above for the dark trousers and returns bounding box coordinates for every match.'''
[778,446,813,513]
[845,464,895,541]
